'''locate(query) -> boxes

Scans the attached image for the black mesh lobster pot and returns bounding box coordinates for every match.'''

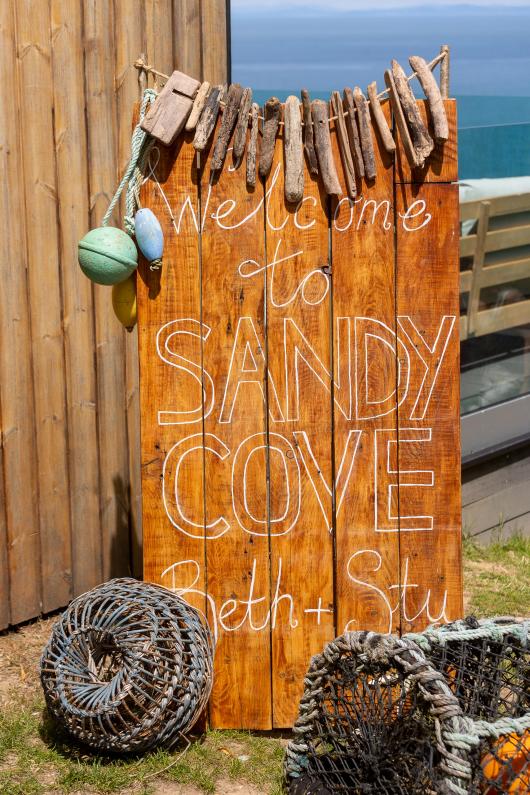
[285,619,529,794]
[40,578,214,753]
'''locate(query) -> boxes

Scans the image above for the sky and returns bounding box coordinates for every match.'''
[232,0,530,9]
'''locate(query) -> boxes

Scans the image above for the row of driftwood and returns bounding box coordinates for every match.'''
[139,50,449,202]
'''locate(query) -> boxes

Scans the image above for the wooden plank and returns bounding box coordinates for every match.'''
[138,134,206,616]
[461,257,530,293]
[145,0,174,79]
[0,0,41,623]
[84,0,130,580]
[115,1,146,580]
[201,0,229,84]
[15,0,72,611]
[331,102,401,636]
[460,192,530,221]
[395,100,458,184]
[200,121,271,728]
[460,224,530,258]
[174,0,201,79]
[474,299,530,337]
[0,439,10,628]
[395,181,462,632]
[141,70,200,146]
[51,0,101,594]
[467,201,490,336]
[265,110,335,727]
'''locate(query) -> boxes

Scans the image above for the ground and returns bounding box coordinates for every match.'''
[1,534,528,795]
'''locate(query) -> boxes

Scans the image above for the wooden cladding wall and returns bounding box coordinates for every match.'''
[139,100,463,728]
[0,0,229,629]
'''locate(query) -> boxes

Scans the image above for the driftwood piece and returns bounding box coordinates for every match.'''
[259,97,281,180]
[440,44,450,99]
[246,102,259,188]
[391,59,434,166]
[343,87,364,178]
[409,56,448,143]
[353,87,376,181]
[311,99,342,196]
[211,83,244,171]
[283,95,304,203]
[384,69,419,168]
[367,81,396,154]
[331,91,356,198]
[185,81,211,132]
[301,89,318,176]
[232,87,253,165]
[141,70,200,145]
[193,84,223,151]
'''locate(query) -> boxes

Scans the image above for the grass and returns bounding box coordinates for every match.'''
[0,531,528,794]
[463,531,530,618]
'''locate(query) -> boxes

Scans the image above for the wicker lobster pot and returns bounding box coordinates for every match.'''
[285,619,529,794]
[40,578,214,753]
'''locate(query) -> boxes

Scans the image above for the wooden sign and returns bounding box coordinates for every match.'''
[137,99,462,729]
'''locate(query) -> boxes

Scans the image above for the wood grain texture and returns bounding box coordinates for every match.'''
[232,87,252,165]
[0,0,40,624]
[312,100,342,196]
[15,0,72,612]
[52,0,101,594]
[266,116,335,727]
[211,83,243,171]
[201,121,272,729]
[186,81,211,132]
[331,90,356,198]
[259,97,282,180]
[367,82,396,155]
[174,0,201,79]
[331,104,401,636]
[343,87,365,179]
[301,89,319,176]
[409,56,448,143]
[395,100,458,184]
[391,60,434,167]
[140,70,200,145]
[144,0,174,79]
[84,0,130,581]
[283,95,304,203]
[138,134,206,611]
[353,87,376,181]
[246,102,260,187]
[385,68,419,169]
[193,85,223,152]
[201,0,229,84]
[394,181,463,632]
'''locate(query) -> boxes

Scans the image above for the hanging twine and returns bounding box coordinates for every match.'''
[102,88,157,234]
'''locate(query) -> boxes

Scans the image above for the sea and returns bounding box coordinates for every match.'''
[231,5,530,179]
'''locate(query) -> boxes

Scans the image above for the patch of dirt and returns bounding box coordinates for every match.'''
[0,615,56,708]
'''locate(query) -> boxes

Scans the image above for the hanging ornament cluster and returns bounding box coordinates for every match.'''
[77,45,450,327]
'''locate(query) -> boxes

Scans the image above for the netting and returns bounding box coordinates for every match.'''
[285,619,530,794]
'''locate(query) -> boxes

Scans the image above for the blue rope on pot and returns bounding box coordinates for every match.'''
[40,578,214,754]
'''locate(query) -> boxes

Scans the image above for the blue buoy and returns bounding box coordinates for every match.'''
[134,208,164,270]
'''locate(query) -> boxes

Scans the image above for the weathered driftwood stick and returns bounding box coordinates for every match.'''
[259,97,282,180]
[343,87,365,179]
[311,99,342,196]
[193,84,223,151]
[384,69,419,168]
[440,44,450,99]
[331,91,356,198]
[301,89,319,176]
[185,81,211,132]
[283,96,304,204]
[232,87,253,165]
[391,59,434,166]
[211,83,244,171]
[246,102,259,188]
[409,55,448,143]
[367,81,396,154]
[353,87,376,181]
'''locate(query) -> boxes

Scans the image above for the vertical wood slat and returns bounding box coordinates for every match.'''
[0,1,40,625]
[51,0,101,596]
[201,0,229,84]
[266,123,335,727]
[14,0,72,612]
[201,127,271,729]
[174,0,201,79]
[145,0,173,79]
[331,103,401,636]
[115,0,145,579]
[84,0,130,581]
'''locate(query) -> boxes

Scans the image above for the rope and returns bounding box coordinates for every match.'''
[102,88,157,233]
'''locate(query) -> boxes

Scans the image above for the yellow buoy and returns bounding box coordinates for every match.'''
[112,275,137,330]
